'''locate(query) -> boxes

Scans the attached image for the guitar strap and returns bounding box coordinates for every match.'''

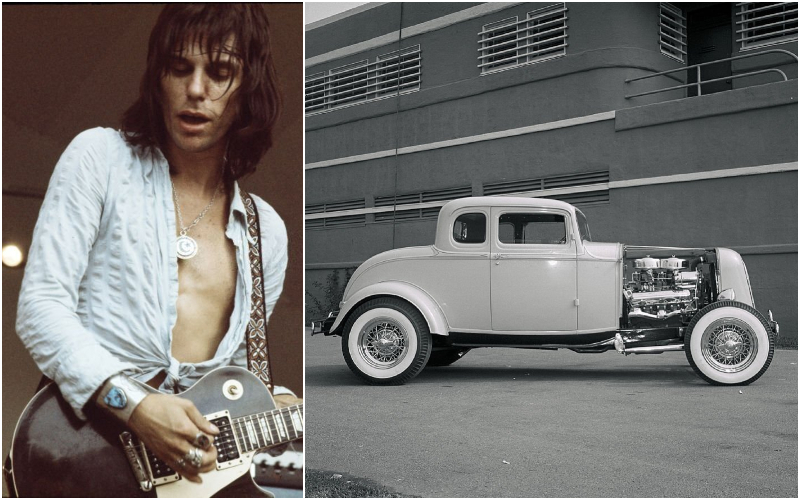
[240,188,274,390]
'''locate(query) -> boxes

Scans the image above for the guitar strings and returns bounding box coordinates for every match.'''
[127,407,304,460]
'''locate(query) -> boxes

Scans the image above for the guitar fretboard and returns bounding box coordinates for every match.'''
[232,404,304,454]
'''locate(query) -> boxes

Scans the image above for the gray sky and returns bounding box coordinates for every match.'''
[305,2,369,25]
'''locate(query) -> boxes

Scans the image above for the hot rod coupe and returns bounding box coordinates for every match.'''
[312,197,779,386]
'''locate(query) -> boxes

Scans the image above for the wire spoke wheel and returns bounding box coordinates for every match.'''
[701,318,757,373]
[685,301,775,385]
[342,298,432,384]
[359,318,408,368]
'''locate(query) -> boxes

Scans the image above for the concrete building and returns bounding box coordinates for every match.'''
[305,2,797,345]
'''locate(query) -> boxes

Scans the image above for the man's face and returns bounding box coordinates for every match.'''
[160,36,242,155]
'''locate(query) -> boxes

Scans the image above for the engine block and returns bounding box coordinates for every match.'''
[625,256,701,324]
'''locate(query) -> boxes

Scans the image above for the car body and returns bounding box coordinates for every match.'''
[313,197,779,386]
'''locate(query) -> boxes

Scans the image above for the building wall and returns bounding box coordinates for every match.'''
[305,2,798,344]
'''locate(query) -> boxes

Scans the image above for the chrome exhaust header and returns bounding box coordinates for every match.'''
[614,333,683,355]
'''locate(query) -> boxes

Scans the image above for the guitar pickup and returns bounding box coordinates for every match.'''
[205,410,244,470]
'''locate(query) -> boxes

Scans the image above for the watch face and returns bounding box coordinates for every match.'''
[104,387,128,409]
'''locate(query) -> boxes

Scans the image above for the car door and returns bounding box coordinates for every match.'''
[490,206,578,332]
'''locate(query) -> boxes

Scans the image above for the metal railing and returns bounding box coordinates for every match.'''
[625,49,797,99]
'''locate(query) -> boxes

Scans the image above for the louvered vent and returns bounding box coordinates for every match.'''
[543,171,609,189]
[737,2,798,49]
[305,199,366,229]
[374,186,470,222]
[484,170,609,205]
[659,3,687,63]
[305,45,421,114]
[478,4,568,74]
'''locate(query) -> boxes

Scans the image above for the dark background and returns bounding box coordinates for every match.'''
[1,3,304,475]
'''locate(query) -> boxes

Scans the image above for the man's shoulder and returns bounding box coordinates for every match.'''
[246,192,287,242]
[69,127,127,150]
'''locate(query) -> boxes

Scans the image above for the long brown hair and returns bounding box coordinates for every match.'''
[121,4,281,179]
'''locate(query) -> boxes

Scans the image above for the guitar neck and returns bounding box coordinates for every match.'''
[231,403,304,453]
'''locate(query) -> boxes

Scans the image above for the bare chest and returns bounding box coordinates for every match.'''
[172,202,239,363]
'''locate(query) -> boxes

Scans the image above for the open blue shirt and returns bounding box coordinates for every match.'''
[16,128,288,419]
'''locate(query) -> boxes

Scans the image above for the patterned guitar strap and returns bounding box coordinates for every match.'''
[240,189,274,391]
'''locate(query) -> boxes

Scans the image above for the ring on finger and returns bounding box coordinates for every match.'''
[176,457,186,469]
[193,432,210,449]
[184,447,203,468]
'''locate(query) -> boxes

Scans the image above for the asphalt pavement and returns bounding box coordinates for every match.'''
[305,329,798,497]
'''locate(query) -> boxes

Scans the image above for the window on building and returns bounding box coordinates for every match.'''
[453,213,487,244]
[737,2,798,50]
[478,3,568,74]
[498,213,567,245]
[305,45,421,114]
[660,3,687,62]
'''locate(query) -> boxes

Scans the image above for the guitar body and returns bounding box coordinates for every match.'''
[9,367,296,498]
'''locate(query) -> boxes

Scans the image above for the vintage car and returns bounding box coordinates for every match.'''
[312,197,779,386]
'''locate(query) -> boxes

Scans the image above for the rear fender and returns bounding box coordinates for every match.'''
[331,281,450,336]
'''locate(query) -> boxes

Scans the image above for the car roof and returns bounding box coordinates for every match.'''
[440,196,577,215]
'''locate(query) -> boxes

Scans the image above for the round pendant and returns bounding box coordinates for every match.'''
[176,235,198,259]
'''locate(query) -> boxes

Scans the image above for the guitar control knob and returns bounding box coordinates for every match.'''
[223,380,244,400]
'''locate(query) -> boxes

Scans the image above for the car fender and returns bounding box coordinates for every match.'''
[331,281,450,336]
[716,247,755,307]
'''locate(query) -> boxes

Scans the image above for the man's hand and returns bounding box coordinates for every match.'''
[273,394,302,409]
[128,393,219,483]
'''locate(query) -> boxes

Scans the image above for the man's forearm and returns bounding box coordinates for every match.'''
[94,374,156,424]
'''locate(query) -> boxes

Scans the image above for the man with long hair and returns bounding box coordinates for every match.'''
[16,4,299,489]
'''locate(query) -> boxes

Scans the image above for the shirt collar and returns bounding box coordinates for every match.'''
[149,143,247,221]
[230,181,247,218]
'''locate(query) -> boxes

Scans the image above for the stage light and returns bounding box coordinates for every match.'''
[2,244,24,268]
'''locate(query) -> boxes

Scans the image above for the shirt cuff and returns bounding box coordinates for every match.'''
[54,343,140,420]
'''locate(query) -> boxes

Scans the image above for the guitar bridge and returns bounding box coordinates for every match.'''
[117,410,243,492]
[119,431,155,491]
[119,431,180,488]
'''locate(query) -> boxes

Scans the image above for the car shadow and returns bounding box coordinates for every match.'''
[307,363,706,387]
[416,364,703,385]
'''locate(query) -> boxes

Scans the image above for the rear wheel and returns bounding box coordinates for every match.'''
[426,348,471,367]
[342,297,431,384]
[685,301,775,385]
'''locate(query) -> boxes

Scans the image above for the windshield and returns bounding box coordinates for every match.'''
[576,210,592,241]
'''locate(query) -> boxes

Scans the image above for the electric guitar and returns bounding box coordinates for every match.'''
[7,366,303,497]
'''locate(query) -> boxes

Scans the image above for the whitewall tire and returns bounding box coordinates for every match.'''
[685,301,775,385]
[342,297,432,384]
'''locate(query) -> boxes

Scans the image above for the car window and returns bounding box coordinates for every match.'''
[576,210,592,241]
[498,213,567,245]
[453,213,486,244]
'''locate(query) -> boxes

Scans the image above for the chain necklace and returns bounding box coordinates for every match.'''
[170,177,221,259]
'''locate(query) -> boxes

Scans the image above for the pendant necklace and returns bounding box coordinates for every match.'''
[170,177,221,260]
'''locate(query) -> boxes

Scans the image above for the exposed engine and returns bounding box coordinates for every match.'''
[624,255,704,327]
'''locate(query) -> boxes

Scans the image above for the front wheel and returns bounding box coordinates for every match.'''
[342,297,431,384]
[685,301,775,385]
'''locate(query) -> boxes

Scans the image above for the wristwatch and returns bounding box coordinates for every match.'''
[97,374,152,424]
